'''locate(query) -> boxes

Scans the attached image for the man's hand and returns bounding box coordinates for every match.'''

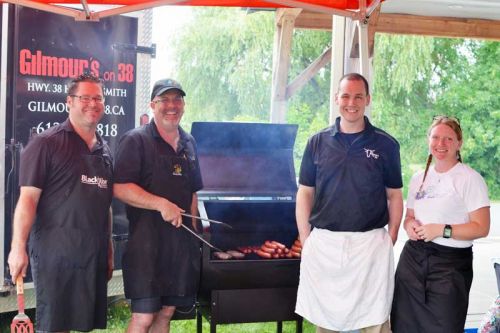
[158,198,184,227]
[8,186,41,283]
[113,183,186,228]
[8,246,29,283]
[386,187,403,245]
[107,239,114,281]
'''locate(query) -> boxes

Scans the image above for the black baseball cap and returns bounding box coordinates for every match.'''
[151,78,186,101]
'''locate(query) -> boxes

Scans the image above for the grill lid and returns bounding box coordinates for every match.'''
[191,122,298,196]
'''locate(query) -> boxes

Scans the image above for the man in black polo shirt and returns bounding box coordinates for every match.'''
[8,73,114,332]
[114,79,203,333]
[295,73,403,333]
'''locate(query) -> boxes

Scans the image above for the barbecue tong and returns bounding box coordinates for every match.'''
[179,213,232,252]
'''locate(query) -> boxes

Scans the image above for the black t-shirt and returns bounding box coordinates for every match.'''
[299,117,403,232]
[19,119,113,214]
[113,120,203,198]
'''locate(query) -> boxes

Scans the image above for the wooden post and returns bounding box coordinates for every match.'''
[270,8,301,123]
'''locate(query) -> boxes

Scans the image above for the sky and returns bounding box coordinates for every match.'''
[150,6,193,83]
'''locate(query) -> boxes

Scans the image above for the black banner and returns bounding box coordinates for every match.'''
[14,7,137,152]
[6,7,139,274]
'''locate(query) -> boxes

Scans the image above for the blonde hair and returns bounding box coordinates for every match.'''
[418,116,463,194]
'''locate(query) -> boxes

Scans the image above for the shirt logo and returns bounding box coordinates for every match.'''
[81,175,108,189]
[364,148,379,159]
[173,164,183,176]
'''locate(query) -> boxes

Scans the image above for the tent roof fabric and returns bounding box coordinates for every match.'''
[13,0,375,9]
[1,0,381,21]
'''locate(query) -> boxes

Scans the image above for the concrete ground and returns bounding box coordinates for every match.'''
[393,203,500,330]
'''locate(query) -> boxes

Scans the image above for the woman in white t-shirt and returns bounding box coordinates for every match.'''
[391,115,491,333]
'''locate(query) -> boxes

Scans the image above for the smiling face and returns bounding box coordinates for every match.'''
[335,78,371,132]
[428,123,462,163]
[66,81,105,131]
[150,89,185,133]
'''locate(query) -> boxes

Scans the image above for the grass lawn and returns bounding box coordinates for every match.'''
[1,299,316,332]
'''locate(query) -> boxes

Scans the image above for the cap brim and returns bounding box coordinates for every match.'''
[155,87,186,98]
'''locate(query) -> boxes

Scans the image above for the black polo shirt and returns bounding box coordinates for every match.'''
[299,116,402,232]
[113,119,203,194]
[19,119,112,214]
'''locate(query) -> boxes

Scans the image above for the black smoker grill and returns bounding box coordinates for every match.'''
[191,122,303,333]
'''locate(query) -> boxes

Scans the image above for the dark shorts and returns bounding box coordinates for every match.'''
[131,295,196,313]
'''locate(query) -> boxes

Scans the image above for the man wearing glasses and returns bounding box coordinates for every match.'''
[114,79,203,333]
[295,73,403,333]
[8,73,114,332]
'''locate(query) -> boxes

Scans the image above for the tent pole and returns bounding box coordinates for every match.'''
[329,15,345,125]
[358,18,371,117]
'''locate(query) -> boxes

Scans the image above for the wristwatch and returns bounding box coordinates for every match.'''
[443,224,452,238]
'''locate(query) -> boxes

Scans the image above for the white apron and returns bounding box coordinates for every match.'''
[295,227,394,331]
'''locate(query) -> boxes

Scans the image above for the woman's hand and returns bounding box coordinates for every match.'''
[414,224,444,242]
[404,217,422,241]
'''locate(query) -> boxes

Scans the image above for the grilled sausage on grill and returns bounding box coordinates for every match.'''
[213,251,232,260]
[226,250,245,259]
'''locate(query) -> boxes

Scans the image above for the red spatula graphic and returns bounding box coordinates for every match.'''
[11,276,34,333]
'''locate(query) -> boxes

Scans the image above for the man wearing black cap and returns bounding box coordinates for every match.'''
[114,79,203,332]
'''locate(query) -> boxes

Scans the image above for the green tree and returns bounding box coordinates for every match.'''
[372,35,437,193]
[174,8,274,123]
[434,41,500,197]
[372,36,499,198]
[172,10,499,198]
[173,8,332,170]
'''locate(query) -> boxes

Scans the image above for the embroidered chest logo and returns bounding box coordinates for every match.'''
[363,148,379,159]
[81,175,108,189]
[172,164,183,176]
[416,185,439,200]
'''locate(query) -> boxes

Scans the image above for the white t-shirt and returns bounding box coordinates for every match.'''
[407,162,490,248]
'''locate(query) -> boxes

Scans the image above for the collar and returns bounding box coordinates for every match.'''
[60,118,75,132]
[329,116,374,136]
[149,118,189,146]
[61,118,105,150]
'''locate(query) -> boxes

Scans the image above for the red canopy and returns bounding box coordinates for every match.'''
[19,0,371,8]
[1,0,381,20]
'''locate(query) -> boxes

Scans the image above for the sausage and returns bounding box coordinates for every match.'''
[293,239,302,247]
[226,250,245,259]
[271,241,286,249]
[285,252,293,258]
[213,251,232,260]
[256,249,272,258]
[265,240,278,249]
[260,244,276,254]
[290,250,301,258]
[291,244,302,253]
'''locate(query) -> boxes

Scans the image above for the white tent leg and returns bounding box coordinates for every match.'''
[358,19,370,84]
[329,15,345,125]
[358,18,372,117]
[0,3,9,289]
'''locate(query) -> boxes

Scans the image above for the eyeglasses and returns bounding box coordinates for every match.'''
[433,115,460,125]
[70,95,105,104]
[152,96,184,106]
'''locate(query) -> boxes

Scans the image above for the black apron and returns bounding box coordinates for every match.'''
[122,134,200,302]
[391,240,473,333]
[30,153,113,332]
